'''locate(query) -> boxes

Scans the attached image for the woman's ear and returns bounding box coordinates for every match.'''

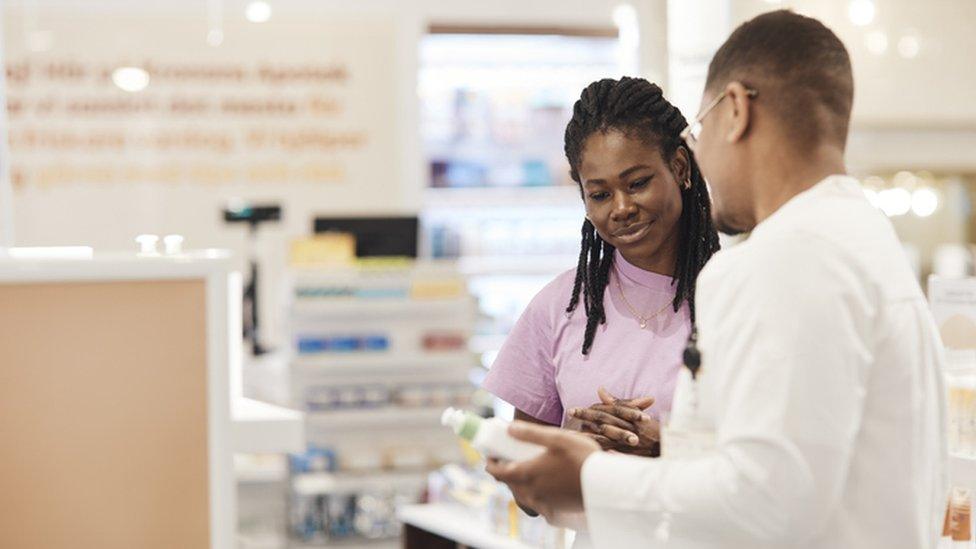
[672,146,691,189]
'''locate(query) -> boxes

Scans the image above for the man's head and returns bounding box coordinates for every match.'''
[689,10,854,234]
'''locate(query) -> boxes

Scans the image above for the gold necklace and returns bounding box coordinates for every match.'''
[615,276,673,329]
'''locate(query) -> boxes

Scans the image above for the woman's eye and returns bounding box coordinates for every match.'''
[589,192,609,201]
[630,178,651,190]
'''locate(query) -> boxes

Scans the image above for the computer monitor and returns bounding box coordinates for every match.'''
[312,216,419,257]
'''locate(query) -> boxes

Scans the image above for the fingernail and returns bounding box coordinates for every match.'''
[628,435,638,446]
[570,408,580,416]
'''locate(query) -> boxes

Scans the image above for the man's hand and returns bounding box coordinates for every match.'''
[485,421,600,521]
[570,387,661,456]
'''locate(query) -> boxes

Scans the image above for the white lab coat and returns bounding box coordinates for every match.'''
[580,175,948,548]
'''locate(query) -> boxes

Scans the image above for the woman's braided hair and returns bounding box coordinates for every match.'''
[564,77,720,355]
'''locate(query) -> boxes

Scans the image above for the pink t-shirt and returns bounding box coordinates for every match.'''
[482,250,690,427]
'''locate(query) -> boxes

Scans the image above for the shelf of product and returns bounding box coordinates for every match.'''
[944,348,976,494]
[291,296,477,319]
[293,540,399,549]
[418,32,622,190]
[423,186,583,208]
[457,254,579,277]
[402,462,572,549]
[304,406,451,431]
[292,348,473,367]
[289,260,468,300]
[292,329,473,356]
[293,470,430,497]
[941,486,974,547]
[284,260,480,547]
[241,535,399,549]
[235,454,289,484]
[299,382,472,412]
[421,208,582,262]
[399,503,541,549]
[290,488,414,545]
[929,277,976,546]
[287,448,430,545]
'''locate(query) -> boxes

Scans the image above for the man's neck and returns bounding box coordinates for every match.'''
[752,143,847,225]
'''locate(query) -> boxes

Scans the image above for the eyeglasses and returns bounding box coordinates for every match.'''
[680,87,759,147]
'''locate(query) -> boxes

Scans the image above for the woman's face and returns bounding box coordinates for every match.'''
[577,128,687,274]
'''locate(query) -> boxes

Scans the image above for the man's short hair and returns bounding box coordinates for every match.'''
[706,10,854,147]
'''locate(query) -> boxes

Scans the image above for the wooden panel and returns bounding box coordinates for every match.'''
[0,280,210,549]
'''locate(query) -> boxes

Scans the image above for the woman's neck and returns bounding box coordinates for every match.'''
[617,234,678,278]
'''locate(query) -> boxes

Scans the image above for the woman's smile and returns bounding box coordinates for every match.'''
[611,220,653,245]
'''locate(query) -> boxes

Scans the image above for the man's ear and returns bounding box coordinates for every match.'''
[724,81,754,144]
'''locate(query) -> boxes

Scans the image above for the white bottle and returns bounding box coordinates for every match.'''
[441,407,544,462]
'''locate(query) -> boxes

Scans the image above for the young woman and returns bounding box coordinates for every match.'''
[483,76,720,460]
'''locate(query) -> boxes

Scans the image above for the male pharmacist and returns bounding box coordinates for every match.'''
[488,10,947,548]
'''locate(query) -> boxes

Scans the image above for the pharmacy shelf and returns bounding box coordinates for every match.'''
[424,185,582,209]
[292,351,474,371]
[397,503,539,549]
[458,255,577,277]
[238,534,398,549]
[291,353,477,387]
[237,533,290,549]
[292,470,429,496]
[291,297,477,318]
[235,455,289,484]
[305,406,447,431]
[290,260,461,279]
[292,540,399,549]
[232,397,306,454]
[950,453,976,489]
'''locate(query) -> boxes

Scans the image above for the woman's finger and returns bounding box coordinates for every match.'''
[597,387,655,411]
[597,386,618,405]
[589,403,647,426]
[599,424,640,446]
[569,407,633,430]
[579,420,602,434]
[636,417,662,442]
[624,396,656,410]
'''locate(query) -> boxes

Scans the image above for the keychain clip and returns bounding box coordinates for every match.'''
[683,327,702,379]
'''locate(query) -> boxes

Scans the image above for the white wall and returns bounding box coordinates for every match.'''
[730,0,976,173]
[667,0,732,117]
[3,0,670,347]
[5,0,670,253]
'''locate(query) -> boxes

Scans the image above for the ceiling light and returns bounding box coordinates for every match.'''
[112,67,150,92]
[865,30,888,55]
[245,1,272,23]
[911,187,939,217]
[898,31,921,59]
[878,188,911,217]
[848,0,875,27]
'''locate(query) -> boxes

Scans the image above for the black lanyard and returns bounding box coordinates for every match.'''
[683,327,702,379]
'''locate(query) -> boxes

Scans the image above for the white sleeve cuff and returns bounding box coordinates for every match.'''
[582,451,662,513]
[581,451,667,547]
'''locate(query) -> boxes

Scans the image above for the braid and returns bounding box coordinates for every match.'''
[572,228,615,355]
[565,220,592,314]
[564,77,720,354]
